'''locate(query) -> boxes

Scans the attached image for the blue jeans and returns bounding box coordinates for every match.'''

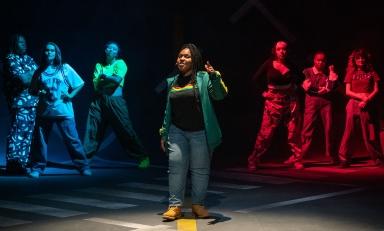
[167,124,211,206]
[30,117,89,172]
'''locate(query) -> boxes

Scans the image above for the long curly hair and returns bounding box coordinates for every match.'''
[346,48,373,75]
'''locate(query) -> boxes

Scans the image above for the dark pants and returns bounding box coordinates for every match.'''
[299,95,336,160]
[83,95,147,160]
[248,89,302,168]
[338,99,383,162]
[30,117,89,172]
[6,107,37,171]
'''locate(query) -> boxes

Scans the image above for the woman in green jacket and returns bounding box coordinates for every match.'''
[159,43,228,220]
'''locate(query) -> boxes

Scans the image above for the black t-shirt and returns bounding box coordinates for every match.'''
[169,75,204,131]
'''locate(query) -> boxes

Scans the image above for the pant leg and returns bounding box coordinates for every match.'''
[56,118,89,170]
[188,130,211,205]
[104,96,147,160]
[248,99,282,166]
[30,117,53,173]
[359,109,383,161]
[338,100,357,162]
[320,102,335,158]
[300,96,319,160]
[285,99,302,161]
[6,107,37,169]
[83,98,107,158]
[167,125,189,206]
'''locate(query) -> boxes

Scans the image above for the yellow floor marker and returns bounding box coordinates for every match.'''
[177,219,197,231]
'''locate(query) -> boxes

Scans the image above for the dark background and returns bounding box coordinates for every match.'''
[1,0,384,168]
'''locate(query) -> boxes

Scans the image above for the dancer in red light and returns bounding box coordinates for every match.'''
[338,48,384,168]
[247,41,303,171]
[294,51,340,167]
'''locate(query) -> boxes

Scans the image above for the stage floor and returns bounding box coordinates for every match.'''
[0,157,383,231]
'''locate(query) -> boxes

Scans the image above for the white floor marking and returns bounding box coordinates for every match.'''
[209,182,262,190]
[212,171,297,184]
[77,188,164,202]
[30,194,137,209]
[0,200,86,217]
[119,182,168,191]
[235,187,365,213]
[0,216,31,227]
[85,217,174,230]
[119,182,225,194]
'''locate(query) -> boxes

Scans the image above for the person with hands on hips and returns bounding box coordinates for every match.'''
[28,42,91,178]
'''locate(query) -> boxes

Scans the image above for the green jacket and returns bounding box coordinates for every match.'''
[159,71,228,152]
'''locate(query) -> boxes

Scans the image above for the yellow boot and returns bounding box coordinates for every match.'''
[192,204,209,218]
[162,206,181,220]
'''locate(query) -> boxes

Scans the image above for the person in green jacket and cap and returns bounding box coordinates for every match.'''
[159,43,228,220]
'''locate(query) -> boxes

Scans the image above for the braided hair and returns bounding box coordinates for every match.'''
[178,43,204,83]
[176,43,204,110]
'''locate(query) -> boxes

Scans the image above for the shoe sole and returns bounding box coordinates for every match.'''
[162,215,181,220]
